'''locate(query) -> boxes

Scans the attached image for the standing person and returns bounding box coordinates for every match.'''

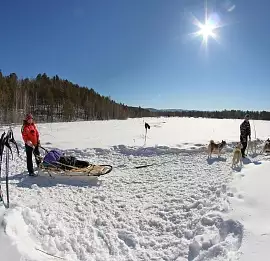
[240,114,251,158]
[21,113,41,176]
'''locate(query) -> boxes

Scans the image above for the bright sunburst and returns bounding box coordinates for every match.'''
[190,15,220,48]
[198,23,215,41]
[188,1,225,49]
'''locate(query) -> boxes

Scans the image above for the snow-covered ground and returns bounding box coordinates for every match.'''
[0,117,269,261]
[228,161,270,261]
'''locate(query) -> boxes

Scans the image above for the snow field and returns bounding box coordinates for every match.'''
[0,117,269,261]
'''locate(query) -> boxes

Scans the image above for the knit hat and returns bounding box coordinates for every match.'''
[25,113,33,121]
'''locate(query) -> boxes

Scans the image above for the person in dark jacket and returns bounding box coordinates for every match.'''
[240,114,251,157]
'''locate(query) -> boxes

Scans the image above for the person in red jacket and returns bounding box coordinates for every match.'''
[21,113,41,176]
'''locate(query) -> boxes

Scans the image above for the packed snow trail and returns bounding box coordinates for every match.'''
[228,160,270,261]
[2,143,269,261]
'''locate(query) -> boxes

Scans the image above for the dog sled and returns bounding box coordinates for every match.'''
[36,148,113,178]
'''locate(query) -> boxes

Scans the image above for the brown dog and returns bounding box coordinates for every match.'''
[232,143,243,168]
[208,140,227,158]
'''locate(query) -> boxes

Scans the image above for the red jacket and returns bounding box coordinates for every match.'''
[21,123,40,146]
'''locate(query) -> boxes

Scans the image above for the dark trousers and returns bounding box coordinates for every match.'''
[25,144,41,174]
[240,136,247,156]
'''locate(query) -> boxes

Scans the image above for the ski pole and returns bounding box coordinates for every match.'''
[5,149,9,208]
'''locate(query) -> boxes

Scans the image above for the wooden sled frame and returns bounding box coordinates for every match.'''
[38,158,113,177]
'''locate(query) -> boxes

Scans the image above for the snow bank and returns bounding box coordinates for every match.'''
[228,160,270,260]
[0,205,47,261]
[0,206,22,261]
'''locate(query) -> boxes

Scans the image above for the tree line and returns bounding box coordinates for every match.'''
[156,109,270,121]
[0,71,269,124]
[0,72,155,123]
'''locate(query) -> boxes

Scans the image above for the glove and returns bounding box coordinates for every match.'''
[26,140,34,147]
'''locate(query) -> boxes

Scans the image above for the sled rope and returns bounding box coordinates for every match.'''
[116,158,177,170]
[134,159,176,169]
[35,247,66,260]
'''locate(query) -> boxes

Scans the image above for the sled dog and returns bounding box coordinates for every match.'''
[262,139,270,153]
[246,139,257,155]
[208,140,226,158]
[232,143,243,168]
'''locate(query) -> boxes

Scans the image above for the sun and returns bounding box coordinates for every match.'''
[188,1,225,49]
[197,22,216,44]
[189,18,219,48]
[189,10,221,46]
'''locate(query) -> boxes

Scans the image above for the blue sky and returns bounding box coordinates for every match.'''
[0,0,269,111]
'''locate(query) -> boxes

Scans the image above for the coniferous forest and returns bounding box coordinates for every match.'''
[0,71,269,124]
[0,72,155,123]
